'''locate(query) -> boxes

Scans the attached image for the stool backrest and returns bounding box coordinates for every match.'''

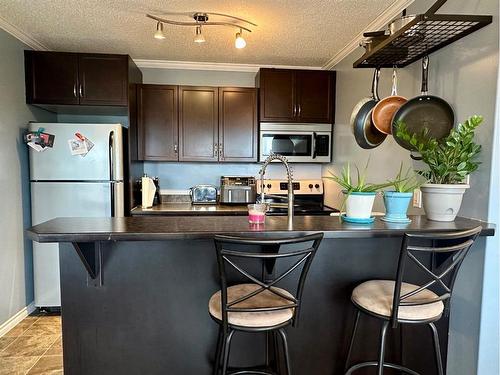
[391,226,482,326]
[214,233,323,329]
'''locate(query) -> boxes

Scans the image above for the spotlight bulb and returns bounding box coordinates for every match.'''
[154,22,165,40]
[235,30,246,49]
[194,26,206,43]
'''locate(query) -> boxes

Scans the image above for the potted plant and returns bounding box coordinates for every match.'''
[326,160,393,220]
[395,115,483,221]
[382,163,423,223]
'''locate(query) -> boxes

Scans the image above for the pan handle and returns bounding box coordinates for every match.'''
[421,55,429,95]
[391,67,398,96]
[371,68,381,101]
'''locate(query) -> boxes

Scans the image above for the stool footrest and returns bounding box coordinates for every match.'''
[345,361,421,375]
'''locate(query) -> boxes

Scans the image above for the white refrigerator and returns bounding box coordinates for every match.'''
[29,123,125,307]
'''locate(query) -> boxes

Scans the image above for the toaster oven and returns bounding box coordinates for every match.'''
[190,185,218,204]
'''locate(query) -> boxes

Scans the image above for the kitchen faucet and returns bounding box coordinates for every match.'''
[259,153,294,225]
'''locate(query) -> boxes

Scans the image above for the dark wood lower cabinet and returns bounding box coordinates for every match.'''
[179,87,219,162]
[218,87,257,162]
[137,85,178,161]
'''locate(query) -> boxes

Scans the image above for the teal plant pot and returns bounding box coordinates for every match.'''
[383,191,413,221]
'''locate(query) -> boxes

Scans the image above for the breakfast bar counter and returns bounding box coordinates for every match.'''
[27,216,494,375]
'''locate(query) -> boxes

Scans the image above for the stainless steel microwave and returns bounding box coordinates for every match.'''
[259,123,332,163]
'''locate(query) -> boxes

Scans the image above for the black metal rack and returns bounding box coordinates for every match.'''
[353,12,492,69]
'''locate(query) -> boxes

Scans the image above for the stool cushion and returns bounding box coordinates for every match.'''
[352,280,444,321]
[209,283,295,328]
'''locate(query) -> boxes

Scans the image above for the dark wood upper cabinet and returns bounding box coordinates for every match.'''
[25,51,79,105]
[78,54,128,106]
[258,69,295,121]
[25,51,134,111]
[179,87,219,162]
[296,70,335,123]
[137,85,178,161]
[257,68,336,123]
[218,87,257,162]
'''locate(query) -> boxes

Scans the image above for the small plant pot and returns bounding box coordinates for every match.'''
[420,183,470,222]
[344,192,376,219]
[383,191,413,221]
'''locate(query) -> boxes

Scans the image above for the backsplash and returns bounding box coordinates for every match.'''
[143,162,322,191]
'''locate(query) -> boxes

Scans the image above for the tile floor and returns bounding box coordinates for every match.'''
[0,313,63,374]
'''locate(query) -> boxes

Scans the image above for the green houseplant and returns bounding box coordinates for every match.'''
[395,115,483,221]
[326,160,393,219]
[382,163,423,223]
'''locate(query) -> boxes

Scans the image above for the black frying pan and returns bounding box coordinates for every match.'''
[351,68,387,149]
[392,56,454,151]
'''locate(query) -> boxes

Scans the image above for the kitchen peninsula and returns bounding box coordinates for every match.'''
[27,215,494,375]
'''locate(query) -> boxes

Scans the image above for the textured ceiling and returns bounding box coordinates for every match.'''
[0,0,398,67]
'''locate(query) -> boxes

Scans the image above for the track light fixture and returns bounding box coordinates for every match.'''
[194,26,206,43]
[234,29,246,49]
[154,22,166,40]
[146,12,256,48]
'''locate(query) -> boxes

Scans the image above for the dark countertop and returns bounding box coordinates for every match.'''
[131,203,248,216]
[27,215,495,242]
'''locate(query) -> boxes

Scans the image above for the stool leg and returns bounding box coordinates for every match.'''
[221,330,235,375]
[278,328,291,375]
[377,320,390,375]
[429,322,444,375]
[273,330,281,374]
[344,309,361,373]
[214,326,223,375]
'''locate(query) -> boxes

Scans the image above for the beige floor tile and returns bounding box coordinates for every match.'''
[0,356,39,375]
[33,317,61,326]
[3,318,38,337]
[0,337,16,351]
[22,323,61,337]
[27,355,63,374]
[44,336,62,356]
[1,335,58,357]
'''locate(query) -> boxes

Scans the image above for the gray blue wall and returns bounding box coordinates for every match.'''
[0,29,56,325]
[324,0,499,373]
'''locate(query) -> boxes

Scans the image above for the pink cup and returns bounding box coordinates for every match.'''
[248,204,267,224]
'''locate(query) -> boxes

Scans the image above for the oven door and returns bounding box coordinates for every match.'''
[259,124,332,163]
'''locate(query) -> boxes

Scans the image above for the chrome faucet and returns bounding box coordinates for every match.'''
[259,153,294,224]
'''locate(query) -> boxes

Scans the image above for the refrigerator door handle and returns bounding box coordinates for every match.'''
[109,131,115,217]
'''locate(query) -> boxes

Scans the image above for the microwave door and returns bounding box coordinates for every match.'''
[261,133,313,160]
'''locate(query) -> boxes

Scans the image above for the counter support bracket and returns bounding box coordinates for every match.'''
[72,241,102,282]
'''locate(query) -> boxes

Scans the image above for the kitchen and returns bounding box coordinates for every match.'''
[0,0,498,374]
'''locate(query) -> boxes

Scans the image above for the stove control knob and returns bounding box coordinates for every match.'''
[315,184,320,189]
[308,184,313,189]
[267,184,272,189]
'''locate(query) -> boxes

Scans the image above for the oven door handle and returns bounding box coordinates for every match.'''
[312,132,317,159]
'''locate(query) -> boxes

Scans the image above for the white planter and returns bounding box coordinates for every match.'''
[344,192,376,219]
[420,183,470,222]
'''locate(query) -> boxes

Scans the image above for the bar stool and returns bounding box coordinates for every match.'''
[344,226,482,375]
[209,233,323,375]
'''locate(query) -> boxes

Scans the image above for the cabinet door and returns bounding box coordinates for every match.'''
[137,85,178,161]
[78,54,128,106]
[179,87,218,162]
[296,71,335,123]
[25,51,79,105]
[259,69,296,122]
[219,88,257,162]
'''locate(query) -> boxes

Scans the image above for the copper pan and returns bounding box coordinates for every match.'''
[372,68,407,134]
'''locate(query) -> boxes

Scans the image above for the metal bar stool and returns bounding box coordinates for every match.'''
[344,226,482,375]
[210,233,323,375]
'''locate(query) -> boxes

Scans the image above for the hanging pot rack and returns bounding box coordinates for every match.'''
[353,0,493,68]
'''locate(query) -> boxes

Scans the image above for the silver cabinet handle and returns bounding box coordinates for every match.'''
[79,84,83,98]
[174,144,178,153]
[214,143,218,157]
[73,84,77,98]
[298,104,302,117]
[219,143,223,159]
[293,105,297,117]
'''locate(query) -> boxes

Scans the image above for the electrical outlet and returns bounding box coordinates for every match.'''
[413,189,422,208]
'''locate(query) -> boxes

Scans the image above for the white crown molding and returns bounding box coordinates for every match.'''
[0,15,48,51]
[134,59,323,72]
[322,0,415,70]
